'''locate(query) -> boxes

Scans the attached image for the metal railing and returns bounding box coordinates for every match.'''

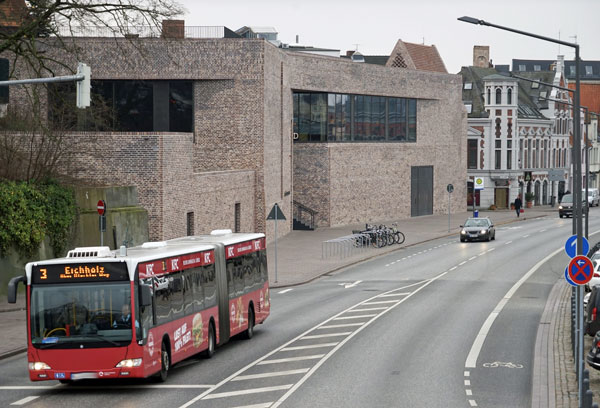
[322,233,371,260]
[293,200,317,230]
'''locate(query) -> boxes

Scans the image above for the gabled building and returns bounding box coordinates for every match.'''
[460,47,572,209]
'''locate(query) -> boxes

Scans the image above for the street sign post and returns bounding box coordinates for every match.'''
[447,184,454,232]
[97,200,106,246]
[267,203,286,283]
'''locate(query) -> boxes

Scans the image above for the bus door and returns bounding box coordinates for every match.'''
[213,243,230,344]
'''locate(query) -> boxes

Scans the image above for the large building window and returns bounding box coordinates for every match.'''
[48,80,193,132]
[293,92,417,143]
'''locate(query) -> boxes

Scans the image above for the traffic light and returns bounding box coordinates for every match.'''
[76,62,90,108]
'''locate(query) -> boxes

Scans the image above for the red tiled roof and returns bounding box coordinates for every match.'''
[0,0,27,28]
[568,82,600,117]
[403,42,447,73]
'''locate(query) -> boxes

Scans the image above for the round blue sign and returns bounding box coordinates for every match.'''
[565,235,590,259]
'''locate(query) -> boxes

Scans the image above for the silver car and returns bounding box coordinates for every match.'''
[460,217,496,242]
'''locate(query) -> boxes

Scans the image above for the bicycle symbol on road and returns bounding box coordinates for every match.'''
[482,361,524,369]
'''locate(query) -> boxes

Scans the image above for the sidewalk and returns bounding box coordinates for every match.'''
[0,205,581,406]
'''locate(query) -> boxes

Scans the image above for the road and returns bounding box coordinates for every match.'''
[0,212,597,407]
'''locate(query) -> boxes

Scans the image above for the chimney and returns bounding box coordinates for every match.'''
[473,45,490,68]
[295,35,299,44]
[346,50,355,57]
[162,20,185,39]
[556,55,565,75]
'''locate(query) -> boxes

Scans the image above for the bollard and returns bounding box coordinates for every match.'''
[584,388,593,408]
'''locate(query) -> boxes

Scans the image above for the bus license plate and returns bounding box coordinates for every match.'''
[54,373,66,379]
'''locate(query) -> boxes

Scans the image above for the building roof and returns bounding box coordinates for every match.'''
[386,40,447,73]
[460,66,546,120]
[513,58,600,81]
[403,42,447,73]
[340,53,389,66]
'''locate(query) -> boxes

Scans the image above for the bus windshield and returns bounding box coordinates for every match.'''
[30,282,133,349]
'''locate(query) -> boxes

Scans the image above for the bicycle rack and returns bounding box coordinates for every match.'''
[322,233,372,260]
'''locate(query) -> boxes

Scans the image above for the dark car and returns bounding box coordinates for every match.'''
[459,217,495,242]
[586,285,600,336]
[559,193,588,218]
[587,330,600,371]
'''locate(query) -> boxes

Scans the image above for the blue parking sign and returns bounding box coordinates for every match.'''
[565,235,589,258]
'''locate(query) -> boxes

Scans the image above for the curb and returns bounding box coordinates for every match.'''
[0,347,26,360]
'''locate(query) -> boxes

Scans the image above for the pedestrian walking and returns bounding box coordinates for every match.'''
[514,194,523,217]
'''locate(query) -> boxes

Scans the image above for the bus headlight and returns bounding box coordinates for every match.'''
[115,358,142,368]
[29,362,51,370]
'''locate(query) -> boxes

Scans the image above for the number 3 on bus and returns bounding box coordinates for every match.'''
[7,229,270,383]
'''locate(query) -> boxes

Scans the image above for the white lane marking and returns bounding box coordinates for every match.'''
[487,248,495,252]
[177,279,438,408]
[464,371,470,377]
[258,355,325,365]
[202,385,293,400]
[505,241,512,245]
[466,389,473,396]
[540,229,547,232]
[459,261,467,266]
[270,275,446,408]
[340,280,362,289]
[465,242,572,368]
[233,369,310,381]
[465,380,471,386]
[362,300,399,305]
[230,403,273,408]
[334,314,376,320]
[281,343,338,351]
[469,400,478,407]
[378,292,410,297]
[449,266,457,271]
[347,307,388,312]
[523,234,529,238]
[278,289,293,294]
[11,396,40,406]
[318,323,364,329]
[2,385,214,390]
[469,256,477,261]
[301,332,351,339]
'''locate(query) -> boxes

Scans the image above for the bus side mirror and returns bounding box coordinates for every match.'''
[140,284,152,307]
[7,275,26,304]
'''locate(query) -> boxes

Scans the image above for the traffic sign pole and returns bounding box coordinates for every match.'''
[97,200,106,247]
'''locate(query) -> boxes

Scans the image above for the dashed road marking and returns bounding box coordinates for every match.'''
[278,289,293,294]
[459,261,467,266]
[469,400,478,407]
[505,241,512,245]
[466,389,473,396]
[11,397,40,406]
[449,266,457,271]
[469,256,477,261]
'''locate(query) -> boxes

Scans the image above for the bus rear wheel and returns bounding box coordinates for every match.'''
[203,322,216,359]
[244,307,255,340]
[158,341,170,382]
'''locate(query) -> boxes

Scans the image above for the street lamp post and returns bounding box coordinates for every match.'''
[458,16,585,406]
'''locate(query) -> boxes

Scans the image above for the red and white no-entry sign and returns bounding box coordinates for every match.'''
[97,200,106,215]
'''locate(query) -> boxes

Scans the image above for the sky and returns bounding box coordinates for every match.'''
[178,0,599,74]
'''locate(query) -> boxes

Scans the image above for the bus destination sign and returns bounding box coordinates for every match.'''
[32,262,129,284]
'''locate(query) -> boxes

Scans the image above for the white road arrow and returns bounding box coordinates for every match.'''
[338,280,362,289]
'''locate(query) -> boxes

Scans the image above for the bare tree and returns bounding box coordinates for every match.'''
[0,0,186,76]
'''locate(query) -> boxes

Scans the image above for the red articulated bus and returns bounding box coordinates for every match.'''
[7,230,270,382]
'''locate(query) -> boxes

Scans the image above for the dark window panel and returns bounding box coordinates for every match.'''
[169,81,193,132]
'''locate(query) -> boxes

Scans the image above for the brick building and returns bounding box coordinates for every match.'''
[7,22,467,244]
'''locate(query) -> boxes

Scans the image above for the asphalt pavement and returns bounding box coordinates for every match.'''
[0,205,586,406]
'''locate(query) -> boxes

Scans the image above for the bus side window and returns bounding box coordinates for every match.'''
[193,267,204,313]
[204,265,216,308]
[253,251,261,287]
[170,272,184,320]
[243,255,254,293]
[227,262,235,299]
[154,276,171,325]
[260,250,268,284]
[183,270,195,316]
[234,258,244,297]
